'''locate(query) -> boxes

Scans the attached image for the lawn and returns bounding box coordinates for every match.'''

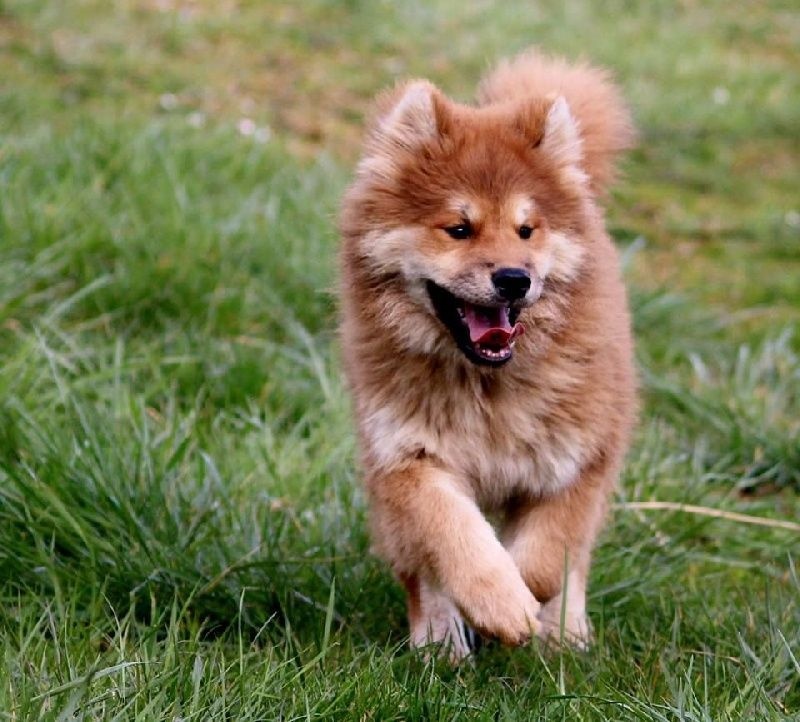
[1,1,798,719]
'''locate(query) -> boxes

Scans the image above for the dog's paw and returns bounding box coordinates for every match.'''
[533,568,592,651]
[413,625,473,664]
[409,588,473,663]
[462,578,541,646]
[536,606,593,651]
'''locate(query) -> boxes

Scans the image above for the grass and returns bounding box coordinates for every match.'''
[0,0,798,719]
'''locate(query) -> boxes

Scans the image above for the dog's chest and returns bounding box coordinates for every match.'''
[436,398,584,506]
[362,386,586,506]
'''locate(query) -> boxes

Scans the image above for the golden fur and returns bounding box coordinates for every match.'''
[339,49,637,661]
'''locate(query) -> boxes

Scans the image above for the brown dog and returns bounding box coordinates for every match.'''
[339,50,636,661]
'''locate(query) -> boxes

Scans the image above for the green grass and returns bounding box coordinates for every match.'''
[1,1,798,719]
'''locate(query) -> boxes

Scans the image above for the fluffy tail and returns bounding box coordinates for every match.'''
[477,49,635,193]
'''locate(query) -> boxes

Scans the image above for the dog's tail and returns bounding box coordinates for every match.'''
[477,49,634,194]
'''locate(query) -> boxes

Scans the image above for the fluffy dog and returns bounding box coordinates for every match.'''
[339,49,636,661]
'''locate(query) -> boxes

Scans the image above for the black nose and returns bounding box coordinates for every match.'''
[491,268,531,301]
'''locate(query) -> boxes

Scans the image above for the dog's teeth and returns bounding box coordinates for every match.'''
[473,341,515,361]
[475,344,512,360]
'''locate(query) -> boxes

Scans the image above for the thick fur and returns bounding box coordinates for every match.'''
[339,49,637,661]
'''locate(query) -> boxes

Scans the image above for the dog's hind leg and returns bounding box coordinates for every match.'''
[402,573,472,662]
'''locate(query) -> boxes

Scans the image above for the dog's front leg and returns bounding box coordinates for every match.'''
[502,462,614,649]
[367,460,540,656]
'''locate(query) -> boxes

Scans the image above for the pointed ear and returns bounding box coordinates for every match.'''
[541,96,583,167]
[373,80,449,150]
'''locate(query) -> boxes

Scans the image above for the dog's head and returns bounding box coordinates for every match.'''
[343,82,591,367]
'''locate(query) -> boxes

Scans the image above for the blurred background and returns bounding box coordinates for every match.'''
[1,1,798,718]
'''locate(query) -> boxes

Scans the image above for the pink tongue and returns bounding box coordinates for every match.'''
[464,305,525,346]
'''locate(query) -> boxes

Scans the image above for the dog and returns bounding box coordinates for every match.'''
[338,49,636,661]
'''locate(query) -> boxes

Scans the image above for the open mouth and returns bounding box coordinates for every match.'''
[426,281,525,366]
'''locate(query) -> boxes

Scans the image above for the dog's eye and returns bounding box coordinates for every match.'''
[444,224,472,240]
[518,225,534,240]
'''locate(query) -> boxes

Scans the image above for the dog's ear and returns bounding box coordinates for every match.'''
[540,95,583,168]
[358,81,450,180]
[513,95,585,187]
[514,95,582,165]
[370,80,450,150]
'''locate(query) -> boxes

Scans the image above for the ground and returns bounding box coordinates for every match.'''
[0,1,798,719]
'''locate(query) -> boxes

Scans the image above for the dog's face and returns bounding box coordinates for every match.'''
[347,83,590,367]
